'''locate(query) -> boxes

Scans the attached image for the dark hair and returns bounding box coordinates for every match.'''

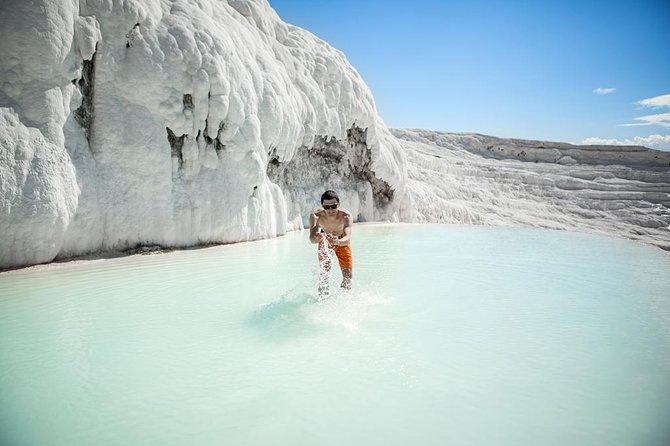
[321,190,339,203]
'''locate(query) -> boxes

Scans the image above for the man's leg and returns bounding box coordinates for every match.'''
[340,268,352,290]
[335,244,353,290]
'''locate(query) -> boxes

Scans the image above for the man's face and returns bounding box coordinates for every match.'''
[322,198,339,215]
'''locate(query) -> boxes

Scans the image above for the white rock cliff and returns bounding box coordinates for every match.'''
[0,0,406,269]
[1,0,669,269]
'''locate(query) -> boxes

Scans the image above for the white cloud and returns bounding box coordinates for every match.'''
[621,112,670,128]
[637,93,670,108]
[621,93,670,128]
[582,134,670,151]
[593,87,615,95]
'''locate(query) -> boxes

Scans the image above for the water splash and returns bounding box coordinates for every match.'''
[247,289,316,340]
[308,284,393,332]
[316,232,354,301]
[249,284,393,340]
[316,232,337,301]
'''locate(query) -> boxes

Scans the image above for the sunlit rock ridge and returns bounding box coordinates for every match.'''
[395,129,670,250]
[0,0,406,268]
[1,0,669,270]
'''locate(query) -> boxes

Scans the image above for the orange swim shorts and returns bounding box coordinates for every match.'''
[318,237,353,270]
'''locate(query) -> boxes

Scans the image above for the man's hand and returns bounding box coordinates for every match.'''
[310,208,324,223]
[325,233,339,246]
[309,209,322,244]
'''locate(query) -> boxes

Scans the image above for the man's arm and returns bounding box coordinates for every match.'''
[309,209,322,244]
[336,213,353,245]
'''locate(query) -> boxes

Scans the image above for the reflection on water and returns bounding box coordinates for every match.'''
[1,225,670,446]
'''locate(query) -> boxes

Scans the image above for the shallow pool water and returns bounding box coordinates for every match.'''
[1,224,669,446]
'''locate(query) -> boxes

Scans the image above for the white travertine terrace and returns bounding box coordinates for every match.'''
[1,0,668,269]
[0,0,405,268]
[395,129,670,250]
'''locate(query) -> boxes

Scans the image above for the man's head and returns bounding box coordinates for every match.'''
[321,190,340,214]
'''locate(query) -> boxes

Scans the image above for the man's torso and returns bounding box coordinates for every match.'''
[317,209,350,237]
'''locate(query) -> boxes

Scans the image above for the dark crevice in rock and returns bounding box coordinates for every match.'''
[267,125,395,212]
[183,94,193,110]
[202,121,214,145]
[74,48,97,143]
[126,245,173,255]
[346,126,394,207]
[166,127,185,168]
[366,175,394,207]
[126,23,140,48]
[215,122,226,153]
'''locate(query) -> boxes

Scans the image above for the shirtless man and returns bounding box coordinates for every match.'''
[309,190,353,297]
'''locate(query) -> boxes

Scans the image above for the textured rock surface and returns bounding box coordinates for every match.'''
[1,0,668,270]
[394,129,670,250]
[0,0,405,268]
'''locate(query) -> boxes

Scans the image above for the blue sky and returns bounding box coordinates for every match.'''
[269,0,670,149]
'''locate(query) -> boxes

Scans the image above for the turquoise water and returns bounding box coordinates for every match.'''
[1,224,669,446]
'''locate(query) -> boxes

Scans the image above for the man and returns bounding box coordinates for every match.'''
[309,190,353,298]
